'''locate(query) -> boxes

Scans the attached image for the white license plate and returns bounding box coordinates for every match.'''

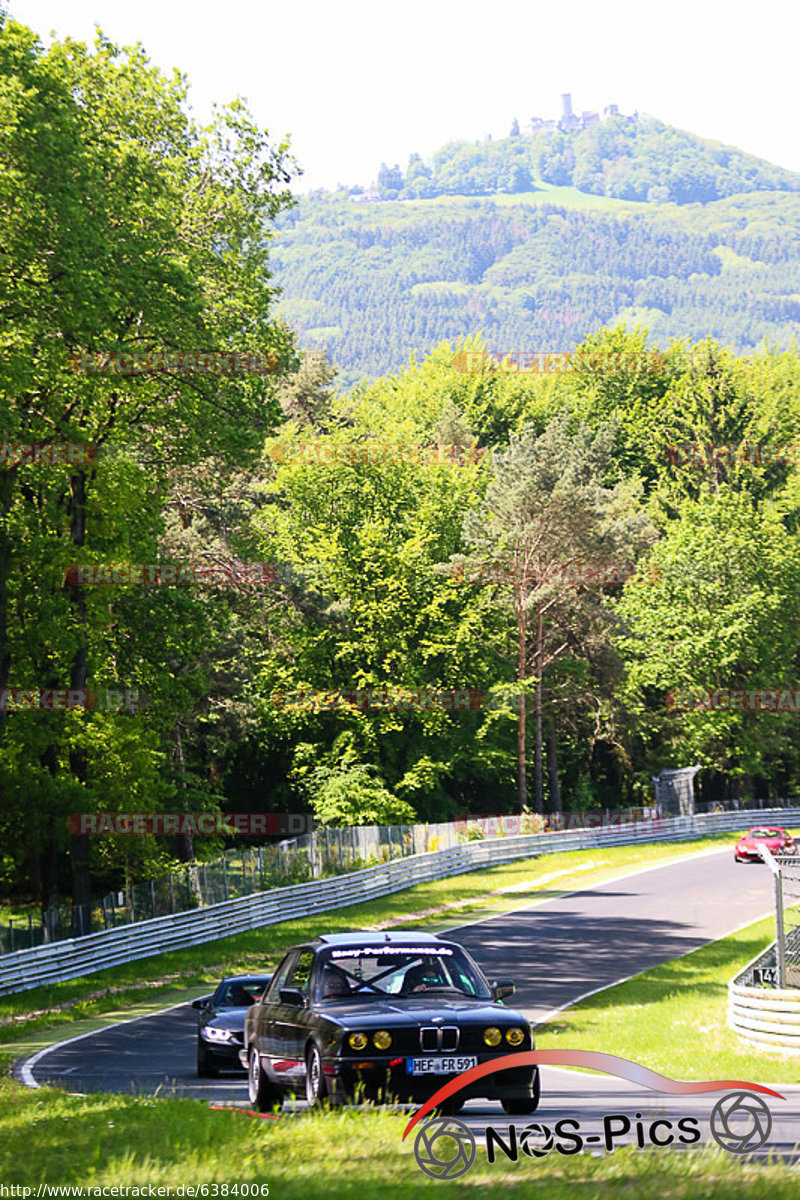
[407,1056,478,1075]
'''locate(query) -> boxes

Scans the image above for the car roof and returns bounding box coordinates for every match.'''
[218,974,273,982]
[314,930,444,947]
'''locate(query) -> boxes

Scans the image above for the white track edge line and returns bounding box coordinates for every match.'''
[18,998,198,1088]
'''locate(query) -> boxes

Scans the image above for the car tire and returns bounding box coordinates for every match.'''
[248,1047,280,1112]
[305,1043,329,1108]
[501,1068,541,1116]
[438,1097,465,1114]
[197,1040,219,1078]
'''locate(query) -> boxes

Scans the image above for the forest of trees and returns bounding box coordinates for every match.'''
[2,15,799,922]
[272,189,800,385]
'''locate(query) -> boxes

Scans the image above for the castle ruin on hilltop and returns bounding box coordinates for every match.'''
[527,93,638,135]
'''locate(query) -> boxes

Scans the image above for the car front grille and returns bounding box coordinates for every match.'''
[419,1026,459,1052]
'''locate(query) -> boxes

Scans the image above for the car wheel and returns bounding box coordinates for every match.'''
[501,1067,541,1116]
[197,1040,219,1078]
[248,1047,280,1112]
[438,1097,465,1114]
[305,1043,329,1108]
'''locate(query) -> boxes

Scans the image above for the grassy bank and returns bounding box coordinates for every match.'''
[0,1080,796,1196]
[537,914,800,1081]
[0,837,736,1046]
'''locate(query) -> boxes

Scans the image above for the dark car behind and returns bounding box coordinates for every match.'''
[194,974,272,1076]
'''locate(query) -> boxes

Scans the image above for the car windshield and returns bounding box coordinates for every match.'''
[214,978,270,1007]
[316,944,492,1000]
[748,829,782,839]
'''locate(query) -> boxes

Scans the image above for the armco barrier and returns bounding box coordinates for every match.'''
[2,807,799,996]
[729,942,800,1052]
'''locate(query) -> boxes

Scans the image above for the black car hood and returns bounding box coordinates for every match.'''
[200,1007,249,1031]
[315,997,527,1027]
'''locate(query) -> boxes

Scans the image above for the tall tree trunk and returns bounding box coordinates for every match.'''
[547,716,562,813]
[173,722,195,863]
[517,598,527,812]
[533,605,544,813]
[67,469,92,933]
[39,745,61,939]
[0,468,14,735]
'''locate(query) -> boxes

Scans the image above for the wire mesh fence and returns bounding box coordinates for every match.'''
[0,821,462,953]
[775,852,800,988]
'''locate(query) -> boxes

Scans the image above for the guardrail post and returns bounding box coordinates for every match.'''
[760,843,787,989]
[775,869,787,989]
[222,858,229,901]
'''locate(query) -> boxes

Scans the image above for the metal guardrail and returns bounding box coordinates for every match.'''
[729,942,800,1051]
[2,807,799,996]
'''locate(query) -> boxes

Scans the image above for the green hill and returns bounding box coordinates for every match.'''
[271,119,800,385]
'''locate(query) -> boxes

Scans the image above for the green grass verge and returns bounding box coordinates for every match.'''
[0,836,734,1048]
[0,1082,795,1195]
[537,914,799,1082]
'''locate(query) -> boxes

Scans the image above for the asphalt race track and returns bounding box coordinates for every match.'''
[18,847,800,1160]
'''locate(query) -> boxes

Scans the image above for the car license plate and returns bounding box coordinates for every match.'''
[406,1056,478,1075]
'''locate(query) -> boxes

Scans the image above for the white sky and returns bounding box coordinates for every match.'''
[8,0,800,192]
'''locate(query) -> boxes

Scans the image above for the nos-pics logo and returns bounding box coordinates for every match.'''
[404,1051,781,1180]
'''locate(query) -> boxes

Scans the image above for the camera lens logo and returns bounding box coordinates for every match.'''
[519,1122,554,1157]
[413,1116,476,1180]
[710,1092,772,1153]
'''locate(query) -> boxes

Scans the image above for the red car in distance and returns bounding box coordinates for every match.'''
[734,826,796,863]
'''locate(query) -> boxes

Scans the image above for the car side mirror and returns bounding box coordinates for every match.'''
[192,995,212,1009]
[279,986,306,1007]
[491,979,515,1001]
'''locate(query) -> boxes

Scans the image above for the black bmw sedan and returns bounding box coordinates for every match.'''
[241,931,539,1113]
[193,974,272,1076]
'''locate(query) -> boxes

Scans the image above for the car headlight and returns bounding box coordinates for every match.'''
[348,1032,368,1051]
[202,1026,235,1044]
[505,1027,525,1046]
[483,1026,502,1047]
[372,1030,392,1050]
